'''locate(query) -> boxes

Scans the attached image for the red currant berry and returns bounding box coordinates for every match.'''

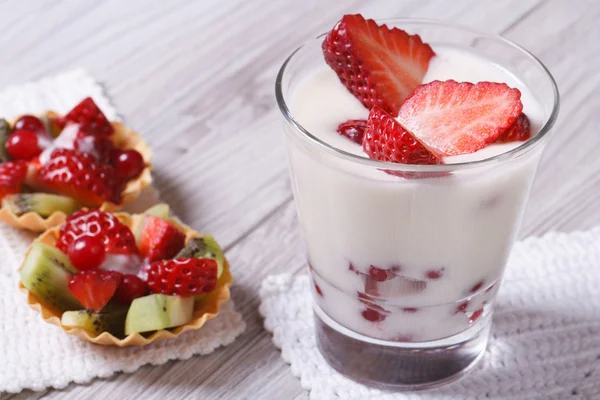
[114,149,144,180]
[114,274,148,305]
[6,130,42,160]
[14,115,46,134]
[68,235,106,271]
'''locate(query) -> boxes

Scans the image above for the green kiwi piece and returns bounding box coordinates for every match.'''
[0,119,12,162]
[3,193,80,217]
[20,242,82,313]
[143,203,170,218]
[61,308,128,337]
[124,294,194,335]
[175,235,224,279]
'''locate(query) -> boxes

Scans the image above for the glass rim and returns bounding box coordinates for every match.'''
[275,18,560,172]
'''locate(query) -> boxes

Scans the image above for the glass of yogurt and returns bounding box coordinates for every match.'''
[276,18,559,389]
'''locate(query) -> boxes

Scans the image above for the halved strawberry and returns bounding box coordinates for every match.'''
[68,269,122,312]
[363,106,442,166]
[36,149,122,206]
[397,80,523,157]
[322,14,435,116]
[136,215,186,262]
[496,113,531,143]
[58,97,114,136]
[337,120,367,144]
[146,258,218,296]
[57,209,139,257]
[0,161,28,200]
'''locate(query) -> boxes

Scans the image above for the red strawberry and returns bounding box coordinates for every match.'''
[57,210,139,257]
[58,97,114,136]
[146,258,218,297]
[496,113,531,143]
[137,215,186,262]
[74,132,116,165]
[337,120,367,144]
[36,149,122,206]
[397,80,523,157]
[68,269,122,312]
[322,14,435,115]
[363,106,442,166]
[0,161,28,200]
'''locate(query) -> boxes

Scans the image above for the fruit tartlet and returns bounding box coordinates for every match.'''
[18,204,231,346]
[0,97,152,231]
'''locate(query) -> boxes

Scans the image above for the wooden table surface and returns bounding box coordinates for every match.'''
[1,0,599,399]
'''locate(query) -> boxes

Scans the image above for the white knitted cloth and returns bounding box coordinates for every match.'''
[0,70,246,393]
[260,228,600,399]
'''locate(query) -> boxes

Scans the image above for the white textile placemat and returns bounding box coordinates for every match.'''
[260,228,600,399]
[0,70,246,393]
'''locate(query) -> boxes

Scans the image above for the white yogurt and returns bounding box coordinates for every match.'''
[286,46,546,341]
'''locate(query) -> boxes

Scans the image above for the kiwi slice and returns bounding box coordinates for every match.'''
[175,235,225,278]
[124,294,194,335]
[20,242,81,313]
[0,119,12,162]
[62,308,127,337]
[3,193,80,217]
[143,203,170,218]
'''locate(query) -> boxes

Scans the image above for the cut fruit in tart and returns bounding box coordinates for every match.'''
[135,215,186,262]
[397,80,523,157]
[0,98,152,232]
[125,294,194,335]
[18,208,232,347]
[322,14,435,116]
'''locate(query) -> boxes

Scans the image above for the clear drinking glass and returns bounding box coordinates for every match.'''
[276,19,559,390]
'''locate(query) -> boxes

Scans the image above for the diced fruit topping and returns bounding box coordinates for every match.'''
[68,235,106,271]
[322,14,435,115]
[57,210,139,258]
[470,308,484,323]
[397,80,523,157]
[74,132,115,165]
[0,161,28,200]
[469,280,485,294]
[0,119,12,162]
[142,203,170,218]
[496,113,531,143]
[6,130,43,160]
[114,274,149,305]
[19,242,81,313]
[337,120,367,144]
[125,294,194,335]
[174,235,225,278]
[368,265,394,282]
[61,308,127,337]
[363,106,442,165]
[136,215,186,262]
[114,149,145,181]
[58,97,114,136]
[456,301,468,313]
[68,269,122,312]
[425,268,444,280]
[37,149,122,206]
[146,258,218,297]
[14,115,46,135]
[2,193,79,217]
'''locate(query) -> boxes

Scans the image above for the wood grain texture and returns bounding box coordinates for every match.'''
[1,0,598,398]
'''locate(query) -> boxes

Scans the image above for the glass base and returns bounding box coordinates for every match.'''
[314,305,490,390]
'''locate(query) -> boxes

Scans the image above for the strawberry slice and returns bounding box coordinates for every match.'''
[74,131,116,165]
[397,80,523,157]
[137,215,186,262]
[58,97,114,136]
[322,14,435,116]
[36,149,122,206]
[0,161,28,200]
[363,106,442,166]
[57,209,139,257]
[68,270,122,312]
[496,113,531,143]
[337,120,367,144]
[146,258,218,296]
